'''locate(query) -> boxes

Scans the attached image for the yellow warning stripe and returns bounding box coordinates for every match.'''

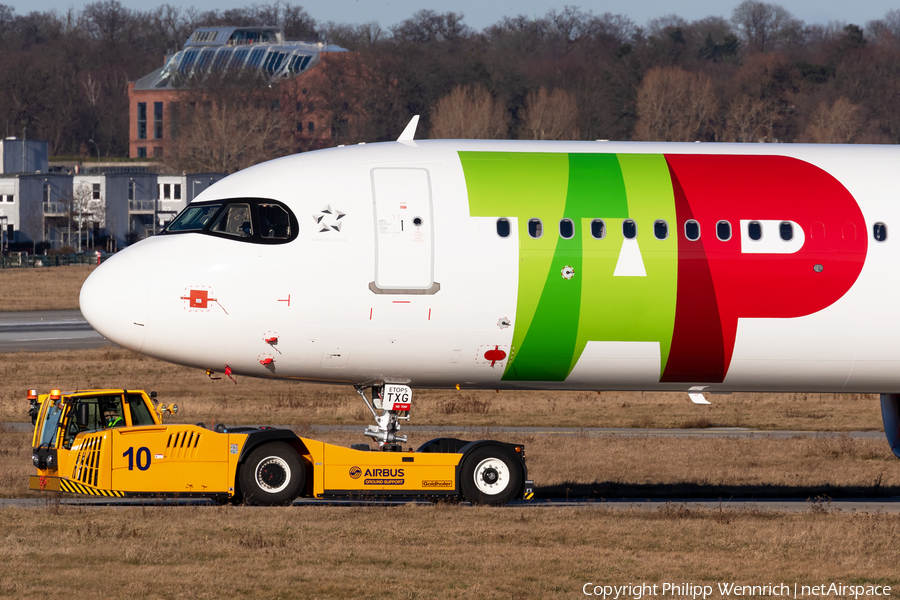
[523,492,535,500]
[58,478,124,497]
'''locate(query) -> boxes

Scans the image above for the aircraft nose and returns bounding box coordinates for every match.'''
[80,248,149,352]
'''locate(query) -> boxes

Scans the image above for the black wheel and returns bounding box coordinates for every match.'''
[459,445,522,506]
[239,442,305,506]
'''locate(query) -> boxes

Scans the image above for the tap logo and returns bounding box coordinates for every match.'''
[349,466,362,479]
[313,204,345,233]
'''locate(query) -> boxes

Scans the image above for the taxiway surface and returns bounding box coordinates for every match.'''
[0,310,107,352]
[3,496,898,512]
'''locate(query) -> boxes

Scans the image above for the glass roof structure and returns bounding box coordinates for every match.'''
[135,26,347,91]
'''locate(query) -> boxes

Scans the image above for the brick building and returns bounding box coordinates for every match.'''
[128,26,349,159]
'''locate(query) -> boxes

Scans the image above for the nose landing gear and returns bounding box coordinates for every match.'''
[354,383,412,447]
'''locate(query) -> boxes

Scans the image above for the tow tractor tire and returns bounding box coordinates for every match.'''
[239,442,305,506]
[459,445,523,506]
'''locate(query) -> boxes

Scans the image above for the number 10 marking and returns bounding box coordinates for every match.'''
[123,446,151,471]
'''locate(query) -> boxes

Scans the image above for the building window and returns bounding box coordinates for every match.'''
[173,184,181,200]
[153,146,163,158]
[154,102,163,139]
[138,102,147,139]
[296,122,303,132]
[42,183,50,202]
[128,182,135,201]
[163,184,171,199]
[308,121,314,132]
[295,101,302,112]
[137,147,147,158]
[5,194,13,203]
[170,103,179,139]
[92,183,100,200]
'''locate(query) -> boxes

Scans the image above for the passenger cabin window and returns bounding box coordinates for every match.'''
[780,221,793,241]
[210,203,253,237]
[717,220,731,241]
[654,220,668,240]
[685,220,700,241]
[622,219,637,239]
[496,218,510,238]
[559,218,574,239]
[874,222,888,242]
[591,219,606,239]
[164,199,298,245]
[748,221,762,241]
[528,218,543,239]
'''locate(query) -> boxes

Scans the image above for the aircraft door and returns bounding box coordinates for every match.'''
[371,168,438,293]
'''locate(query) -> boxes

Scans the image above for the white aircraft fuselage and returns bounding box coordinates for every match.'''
[80,140,900,395]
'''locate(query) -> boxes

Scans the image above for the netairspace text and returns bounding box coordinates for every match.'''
[582,582,892,599]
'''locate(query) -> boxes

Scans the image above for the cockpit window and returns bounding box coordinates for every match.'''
[166,204,221,231]
[163,198,298,244]
[258,203,291,239]
[210,203,253,237]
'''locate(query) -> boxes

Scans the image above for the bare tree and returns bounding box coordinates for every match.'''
[722,94,770,142]
[430,85,508,139]
[633,66,718,141]
[163,74,293,173]
[801,97,865,143]
[391,10,470,43]
[866,9,900,44]
[519,87,579,140]
[731,0,803,53]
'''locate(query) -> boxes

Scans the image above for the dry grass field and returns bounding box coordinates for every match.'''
[2,504,899,599]
[0,264,95,311]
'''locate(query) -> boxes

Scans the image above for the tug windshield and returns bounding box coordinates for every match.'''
[38,403,63,449]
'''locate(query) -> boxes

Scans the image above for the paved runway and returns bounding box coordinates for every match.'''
[0,310,109,352]
[3,496,898,512]
[0,421,886,439]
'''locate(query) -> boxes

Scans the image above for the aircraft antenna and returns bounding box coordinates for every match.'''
[397,115,419,141]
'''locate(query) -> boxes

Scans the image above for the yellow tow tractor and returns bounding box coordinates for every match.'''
[28,384,534,506]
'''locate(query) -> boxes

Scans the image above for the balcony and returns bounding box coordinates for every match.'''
[43,202,68,215]
[128,200,156,213]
